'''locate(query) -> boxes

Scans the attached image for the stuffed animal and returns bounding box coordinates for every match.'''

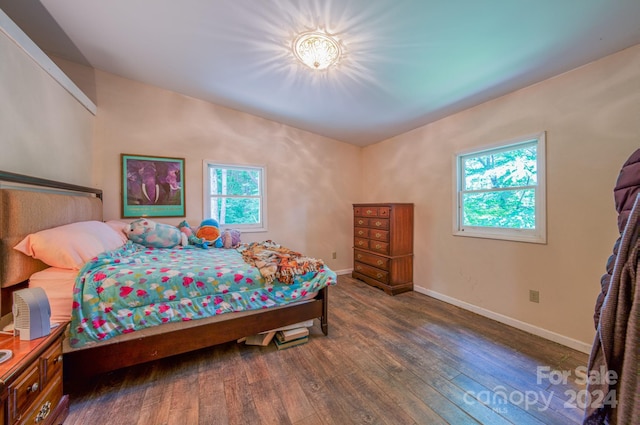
[177,220,208,249]
[125,218,187,248]
[196,218,223,248]
[221,229,241,249]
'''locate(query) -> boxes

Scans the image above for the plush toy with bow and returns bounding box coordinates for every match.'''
[177,220,208,249]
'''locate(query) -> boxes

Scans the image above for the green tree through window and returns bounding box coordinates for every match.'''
[455,133,546,243]
[205,163,265,230]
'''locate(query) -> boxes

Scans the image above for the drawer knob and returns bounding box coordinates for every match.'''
[375,221,382,226]
[357,254,362,259]
[358,230,364,236]
[54,355,63,364]
[356,265,362,271]
[377,260,383,265]
[358,220,364,225]
[377,273,383,278]
[366,209,373,215]
[375,244,381,249]
[35,401,51,423]
[375,232,381,238]
[27,382,39,393]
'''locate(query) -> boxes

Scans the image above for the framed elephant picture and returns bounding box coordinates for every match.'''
[121,154,185,218]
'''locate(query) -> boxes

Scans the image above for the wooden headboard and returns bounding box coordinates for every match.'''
[0,170,103,292]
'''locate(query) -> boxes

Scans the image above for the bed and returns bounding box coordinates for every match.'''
[0,170,335,382]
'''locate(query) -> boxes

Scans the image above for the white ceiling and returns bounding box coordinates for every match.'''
[2,0,640,146]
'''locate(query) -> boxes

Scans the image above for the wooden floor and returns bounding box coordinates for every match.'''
[63,275,589,425]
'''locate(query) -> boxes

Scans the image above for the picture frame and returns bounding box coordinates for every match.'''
[121,154,185,218]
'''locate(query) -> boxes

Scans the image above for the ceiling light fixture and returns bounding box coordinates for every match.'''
[293,31,341,70]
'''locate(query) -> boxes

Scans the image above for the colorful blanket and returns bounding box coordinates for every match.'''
[69,241,336,348]
[238,240,326,284]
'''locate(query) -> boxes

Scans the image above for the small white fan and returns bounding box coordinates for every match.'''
[12,287,51,341]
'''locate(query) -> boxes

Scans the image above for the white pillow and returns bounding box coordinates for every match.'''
[14,220,127,270]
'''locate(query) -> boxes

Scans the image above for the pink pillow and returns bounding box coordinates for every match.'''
[14,220,127,269]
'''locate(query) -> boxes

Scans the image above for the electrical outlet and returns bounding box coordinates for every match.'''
[529,290,540,303]
[332,251,337,259]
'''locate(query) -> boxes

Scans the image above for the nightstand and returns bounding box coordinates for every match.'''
[0,323,69,425]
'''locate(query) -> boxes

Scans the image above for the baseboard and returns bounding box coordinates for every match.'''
[333,268,353,276]
[414,285,592,354]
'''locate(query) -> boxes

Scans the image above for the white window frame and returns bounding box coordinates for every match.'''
[452,132,546,244]
[203,161,267,232]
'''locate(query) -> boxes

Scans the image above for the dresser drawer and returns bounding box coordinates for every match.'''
[369,228,389,242]
[369,218,389,230]
[354,262,389,283]
[354,217,369,227]
[354,249,390,270]
[9,363,41,423]
[354,206,379,217]
[354,237,369,250]
[369,240,390,255]
[354,227,369,238]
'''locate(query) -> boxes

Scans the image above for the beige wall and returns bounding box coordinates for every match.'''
[0,27,94,186]
[88,69,360,271]
[361,44,640,348]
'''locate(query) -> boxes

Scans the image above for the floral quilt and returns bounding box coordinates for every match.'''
[69,242,337,348]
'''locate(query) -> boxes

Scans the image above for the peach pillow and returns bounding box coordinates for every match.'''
[14,220,127,270]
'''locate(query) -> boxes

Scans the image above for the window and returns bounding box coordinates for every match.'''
[203,162,266,232]
[453,132,546,243]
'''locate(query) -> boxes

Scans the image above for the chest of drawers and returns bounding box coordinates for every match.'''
[0,323,69,425]
[352,203,413,295]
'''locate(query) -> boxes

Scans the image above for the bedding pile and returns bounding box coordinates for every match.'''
[69,241,336,348]
[238,240,326,284]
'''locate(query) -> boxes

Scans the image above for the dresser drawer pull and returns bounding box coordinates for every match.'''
[377,260,383,266]
[376,273,383,278]
[375,244,382,249]
[35,400,52,423]
[357,254,363,259]
[54,355,63,364]
[356,265,362,271]
[375,232,381,238]
[357,219,364,225]
[27,382,39,393]
[358,230,365,236]
[358,241,365,246]
[375,221,382,227]
[366,209,373,215]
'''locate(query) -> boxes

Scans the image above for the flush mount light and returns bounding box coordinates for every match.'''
[293,31,341,70]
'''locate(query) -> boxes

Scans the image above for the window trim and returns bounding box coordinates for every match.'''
[452,131,546,244]
[202,161,268,233]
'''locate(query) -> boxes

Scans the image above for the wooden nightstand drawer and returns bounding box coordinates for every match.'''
[9,363,41,423]
[17,375,64,425]
[40,339,63,386]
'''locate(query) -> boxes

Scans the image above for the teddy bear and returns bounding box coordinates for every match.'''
[125,218,187,248]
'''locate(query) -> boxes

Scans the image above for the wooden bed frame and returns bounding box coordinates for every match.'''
[0,170,329,382]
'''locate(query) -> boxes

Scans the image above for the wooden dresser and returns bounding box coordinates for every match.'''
[352,203,414,295]
[0,323,68,425]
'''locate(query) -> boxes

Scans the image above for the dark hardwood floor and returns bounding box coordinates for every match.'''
[63,275,590,425]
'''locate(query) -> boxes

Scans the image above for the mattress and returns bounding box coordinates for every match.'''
[27,267,77,324]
